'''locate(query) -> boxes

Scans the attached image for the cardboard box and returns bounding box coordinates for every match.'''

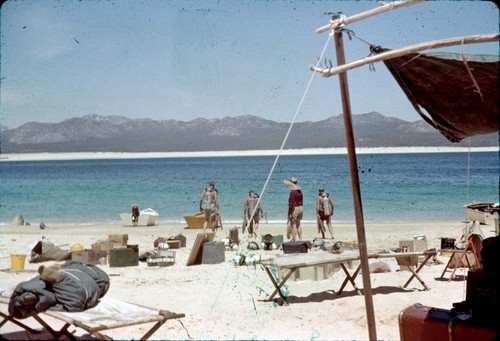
[108,234,129,246]
[279,264,337,282]
[71,250,105,265]
[109,245,138,267]
[173,234,187,247]
[201,241,225,264]
[91,241,114,253]
[165,240,181,249]
[399,240,418,271]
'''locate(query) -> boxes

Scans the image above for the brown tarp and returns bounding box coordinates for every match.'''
[375,47,499,142]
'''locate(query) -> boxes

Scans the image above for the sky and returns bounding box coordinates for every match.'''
[1,0,498,129]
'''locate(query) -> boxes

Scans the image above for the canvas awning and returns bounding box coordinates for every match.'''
[374,48,499,142]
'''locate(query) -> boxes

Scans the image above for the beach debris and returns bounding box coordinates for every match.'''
[29,237,71,263]
[12,215,25,226]
[139,250,158,262]
[313,238,324,248]
[70,243,83,252]
[369,261,391,273]
[231,252,262,267]
[40,222,46,230]
[247,241,260,251]
[157,242,169,250]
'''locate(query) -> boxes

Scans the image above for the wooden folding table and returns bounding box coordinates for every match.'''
[262,250,437,305]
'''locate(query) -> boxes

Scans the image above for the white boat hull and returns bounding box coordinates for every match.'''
[465,202,498,225]
[120,208,159,226]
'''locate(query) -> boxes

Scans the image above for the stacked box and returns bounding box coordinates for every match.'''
[398,240,418,271]
[91,241,114,254]
[108,234,128,247]
[109,245,138,267]
[174,234,187,247]
[165,240,181,249]
[201,241,225,264]
[71,250,103,264]
[279,264,338,282]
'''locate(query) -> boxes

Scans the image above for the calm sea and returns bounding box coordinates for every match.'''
[0,152,498,226]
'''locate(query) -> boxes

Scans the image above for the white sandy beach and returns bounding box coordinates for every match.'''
[1,219,497,340]
[0,146,497,162]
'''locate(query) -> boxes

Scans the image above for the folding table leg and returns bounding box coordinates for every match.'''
[449,252,471,280]
[337,263,363,295]
[264,266,296,305]
[439,254,455,279]
[403,254,432,290]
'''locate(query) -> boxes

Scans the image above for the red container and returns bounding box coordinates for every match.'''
[399,303,497,341]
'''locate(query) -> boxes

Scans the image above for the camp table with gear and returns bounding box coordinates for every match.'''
[261,249,437,305]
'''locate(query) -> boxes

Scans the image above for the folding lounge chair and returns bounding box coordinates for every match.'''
[0,297,185,340]
[439,233,483,280]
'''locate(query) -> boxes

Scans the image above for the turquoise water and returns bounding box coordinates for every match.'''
[0,152,498,225]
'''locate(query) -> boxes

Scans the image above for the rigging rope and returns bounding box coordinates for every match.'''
[244,32,334,232]
[200,31,335,339]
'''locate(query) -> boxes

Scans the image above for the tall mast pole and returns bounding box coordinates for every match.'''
[333,29,377,341]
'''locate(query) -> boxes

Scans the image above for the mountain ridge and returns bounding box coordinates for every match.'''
[1,112,497,153]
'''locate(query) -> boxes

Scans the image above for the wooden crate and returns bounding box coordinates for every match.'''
[71,250,105,265]
[108,234,129,246]
[109,245,138,267]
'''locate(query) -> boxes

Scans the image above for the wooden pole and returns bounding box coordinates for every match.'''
[334,30,377,341]
[311,33,499,77]
[315,0,423,34]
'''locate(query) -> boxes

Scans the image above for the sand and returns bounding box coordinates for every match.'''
[0,220,497,340]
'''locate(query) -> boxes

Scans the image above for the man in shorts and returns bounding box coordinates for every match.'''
[316,188,334,239]
[285,177,303,241]
[199,181,219,231]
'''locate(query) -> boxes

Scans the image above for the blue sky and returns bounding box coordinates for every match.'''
[1,0,498,129]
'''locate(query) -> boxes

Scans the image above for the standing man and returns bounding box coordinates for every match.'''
[200,181,219,232]
[284,177,303,241]
[243,189,264,238]
[316,188,334,239]
[243,189,255,235]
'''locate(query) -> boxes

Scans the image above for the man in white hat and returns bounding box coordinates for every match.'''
[284,177,303,240]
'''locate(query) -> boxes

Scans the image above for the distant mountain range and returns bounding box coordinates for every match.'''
[0,112,497,153]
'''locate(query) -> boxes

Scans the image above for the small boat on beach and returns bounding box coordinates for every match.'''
[464,202,499,225]
[183,212,206,229]
[120,208,159,226]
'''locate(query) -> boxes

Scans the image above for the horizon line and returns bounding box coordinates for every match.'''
[1,146,498,162]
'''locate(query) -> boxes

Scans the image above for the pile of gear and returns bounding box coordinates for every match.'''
[8,261,110,318]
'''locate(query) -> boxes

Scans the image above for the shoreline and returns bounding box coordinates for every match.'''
[1,146,497,161]
[0,217,467,228]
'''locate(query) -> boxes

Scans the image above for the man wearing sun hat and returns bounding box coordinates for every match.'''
[284,177,303,241]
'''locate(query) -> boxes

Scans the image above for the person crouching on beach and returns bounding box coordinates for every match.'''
[200,181,219,231]
[284,177,303,241]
